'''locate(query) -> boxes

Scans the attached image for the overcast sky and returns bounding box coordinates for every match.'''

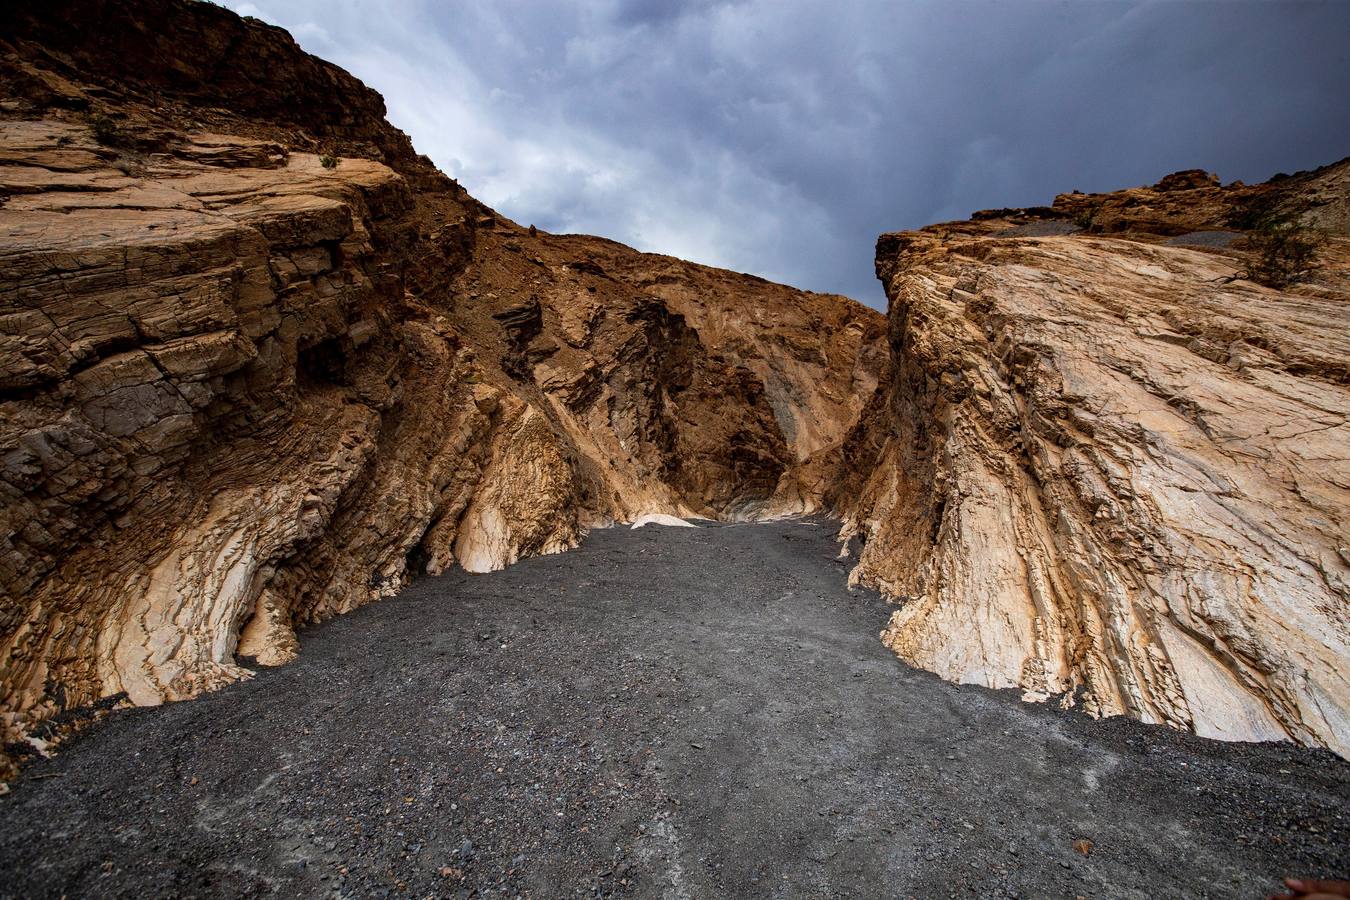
[222,0,1349,307]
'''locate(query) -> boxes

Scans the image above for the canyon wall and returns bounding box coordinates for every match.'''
[2,0,1347,771]
[0,0,883,769]
[832,165,1350,755]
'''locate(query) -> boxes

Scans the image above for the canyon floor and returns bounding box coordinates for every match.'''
[1,520,1346,899]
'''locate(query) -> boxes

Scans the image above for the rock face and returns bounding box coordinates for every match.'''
[0,1,884,769]
[2,0,1348,771]
[832,163,1350,755]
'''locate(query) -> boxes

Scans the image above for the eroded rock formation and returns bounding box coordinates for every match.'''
[1,0,1347,775]
[0,1,883,771]
[832,164,1350,755]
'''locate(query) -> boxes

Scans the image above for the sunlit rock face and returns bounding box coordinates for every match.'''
[0,0,883,767]
[831,163,1350,755]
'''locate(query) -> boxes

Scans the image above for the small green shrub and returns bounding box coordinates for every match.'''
[1072,206,1099,231]
[1243,216,1324,288]
[319,153,339,169]
[1226,194,1277,231]
[91,114,122,146]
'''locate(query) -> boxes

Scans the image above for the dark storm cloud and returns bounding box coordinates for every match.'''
[224,0,1349,308]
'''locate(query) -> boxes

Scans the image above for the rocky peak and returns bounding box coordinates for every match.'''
[1152,168,1221,192]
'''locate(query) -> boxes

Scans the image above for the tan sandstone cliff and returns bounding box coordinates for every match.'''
[0,0,883,771]
[831,165,1350,755]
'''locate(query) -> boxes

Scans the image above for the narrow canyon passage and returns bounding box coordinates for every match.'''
[1,521,1345,899]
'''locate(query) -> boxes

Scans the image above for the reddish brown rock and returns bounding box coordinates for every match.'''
[0,0,883,774]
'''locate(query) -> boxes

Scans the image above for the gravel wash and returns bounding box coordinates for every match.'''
[1,519,1346,898]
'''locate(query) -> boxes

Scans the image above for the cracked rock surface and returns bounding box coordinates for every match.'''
[0,0,881,769]
[832,165,1350,754]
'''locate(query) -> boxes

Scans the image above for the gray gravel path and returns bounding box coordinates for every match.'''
[0,519,1346,898]
[1165,230,1245,249]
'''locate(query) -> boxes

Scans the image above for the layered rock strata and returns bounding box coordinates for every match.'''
[0,1,883,769]
[832,164,1350,755]
[2,0,1347,771]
